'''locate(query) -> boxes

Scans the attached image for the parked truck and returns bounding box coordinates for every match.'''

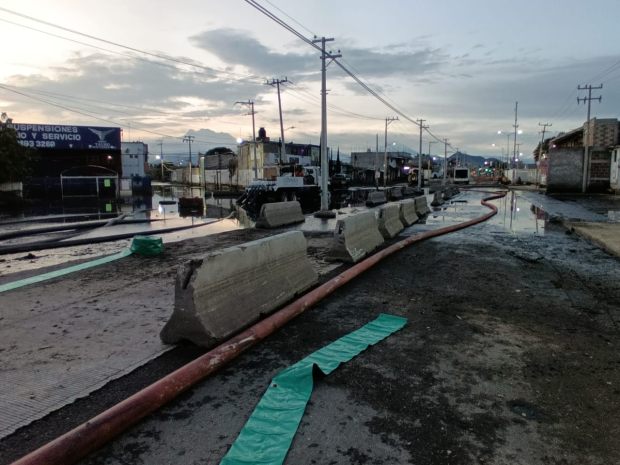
[453,167,470,185]
[236,166,327,217]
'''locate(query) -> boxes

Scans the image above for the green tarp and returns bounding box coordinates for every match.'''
[130,235,163,257]
[220,313,407,465]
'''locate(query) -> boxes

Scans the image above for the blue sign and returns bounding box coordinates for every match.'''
[7,123,121,151]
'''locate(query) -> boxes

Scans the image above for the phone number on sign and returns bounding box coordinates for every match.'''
[19,140,56,148]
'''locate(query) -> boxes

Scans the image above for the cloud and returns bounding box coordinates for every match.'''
[190,29,316,77]
[1,51,268,125]
[192,29,450,82]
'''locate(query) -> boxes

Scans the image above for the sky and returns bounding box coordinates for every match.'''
[1,0,620,163]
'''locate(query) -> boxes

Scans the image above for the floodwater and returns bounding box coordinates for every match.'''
[424,190,561,236]
[0,185,243,276]
[0,188,562,278]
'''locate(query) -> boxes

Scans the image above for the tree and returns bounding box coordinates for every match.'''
[335,147,341,174]
[206,146,235,156]
[532,137,553,162]
[0,113,32,184]
[151,161,175,181]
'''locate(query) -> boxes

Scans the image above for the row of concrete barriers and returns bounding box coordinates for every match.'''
[161,195,432,348]
[431,185,460,206]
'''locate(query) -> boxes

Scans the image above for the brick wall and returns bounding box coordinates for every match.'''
[588,148,611,191]
[585,119,620,147]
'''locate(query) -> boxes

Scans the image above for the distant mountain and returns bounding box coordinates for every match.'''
[144,128,238,166]
[447,152,502,166]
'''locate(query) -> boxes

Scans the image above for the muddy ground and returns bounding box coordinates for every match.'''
[1,190,620,465]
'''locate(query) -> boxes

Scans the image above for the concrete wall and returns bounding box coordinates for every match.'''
[611,148,620,191]
[547,147,584,193]
[506,169,538,184]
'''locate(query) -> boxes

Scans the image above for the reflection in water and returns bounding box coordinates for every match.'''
[490,191,555,235]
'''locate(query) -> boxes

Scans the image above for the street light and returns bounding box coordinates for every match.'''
[236,137,243,144]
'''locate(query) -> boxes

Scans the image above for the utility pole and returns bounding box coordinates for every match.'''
[516,143,523,169]
[512,102,519,182]
[416,119,428,190]
[537,123,552,187]
[157,139,164,181]
[311,36,341,216]
[577,84,603,193]
[384,117,398,187]
[183,134,195,186]
[442,138,449,185]
[428,140,437,174]
[375,134,379,188]
[266,77,289,175]
[235,100,258,180]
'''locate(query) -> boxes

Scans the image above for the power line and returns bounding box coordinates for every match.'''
[583,58,620,84]
[0,84,237,146]
[1,84,252,133]
[263,0,317,37]
[0,8,264,82]
[0,18,262,85]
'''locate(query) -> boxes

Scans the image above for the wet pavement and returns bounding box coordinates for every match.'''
[2,188,616,464]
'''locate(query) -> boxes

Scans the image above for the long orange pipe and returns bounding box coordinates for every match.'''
[12,191,506,465]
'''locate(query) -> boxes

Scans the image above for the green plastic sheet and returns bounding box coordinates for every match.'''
[130,235,163,256]
[0,250,131,294]
[220,313,407,465]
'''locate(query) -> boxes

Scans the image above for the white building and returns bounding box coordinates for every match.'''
[121,142,149,178]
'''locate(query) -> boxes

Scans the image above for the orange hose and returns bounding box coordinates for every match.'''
[12,191,506,465]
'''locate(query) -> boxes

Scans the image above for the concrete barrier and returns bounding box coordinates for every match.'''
[442,187,453,200]
[366,191,387,207]
[414,196,431,216]
[430,191,444,206]
[256,201,305,228]
[390,186,404,200]
[327,211,384,263]
[378,204,404,239]
[160,231,318,347]
[398,199,419,227]
[403,187,416,197]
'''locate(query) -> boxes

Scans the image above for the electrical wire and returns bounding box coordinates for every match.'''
[0,8,265,82]
[0,84,237,146]
[0,18,263,85]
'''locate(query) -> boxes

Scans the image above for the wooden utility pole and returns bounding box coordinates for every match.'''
[416,119,428,190]
[577,84,603,193]
[266,77,289,175]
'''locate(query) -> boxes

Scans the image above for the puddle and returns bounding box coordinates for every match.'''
[486,191,561,236]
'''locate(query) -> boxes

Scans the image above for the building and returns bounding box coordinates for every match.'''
[237,127,320,181]
[121,142,149,178]
[351,149,416,184]
[547,118,620,193]
[6,122,122,198]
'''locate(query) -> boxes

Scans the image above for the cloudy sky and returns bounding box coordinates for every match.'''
[1,0,619,161]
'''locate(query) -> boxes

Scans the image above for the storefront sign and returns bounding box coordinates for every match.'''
[7,123,121,151]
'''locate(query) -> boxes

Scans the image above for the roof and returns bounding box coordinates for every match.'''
[551,126,583,145]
